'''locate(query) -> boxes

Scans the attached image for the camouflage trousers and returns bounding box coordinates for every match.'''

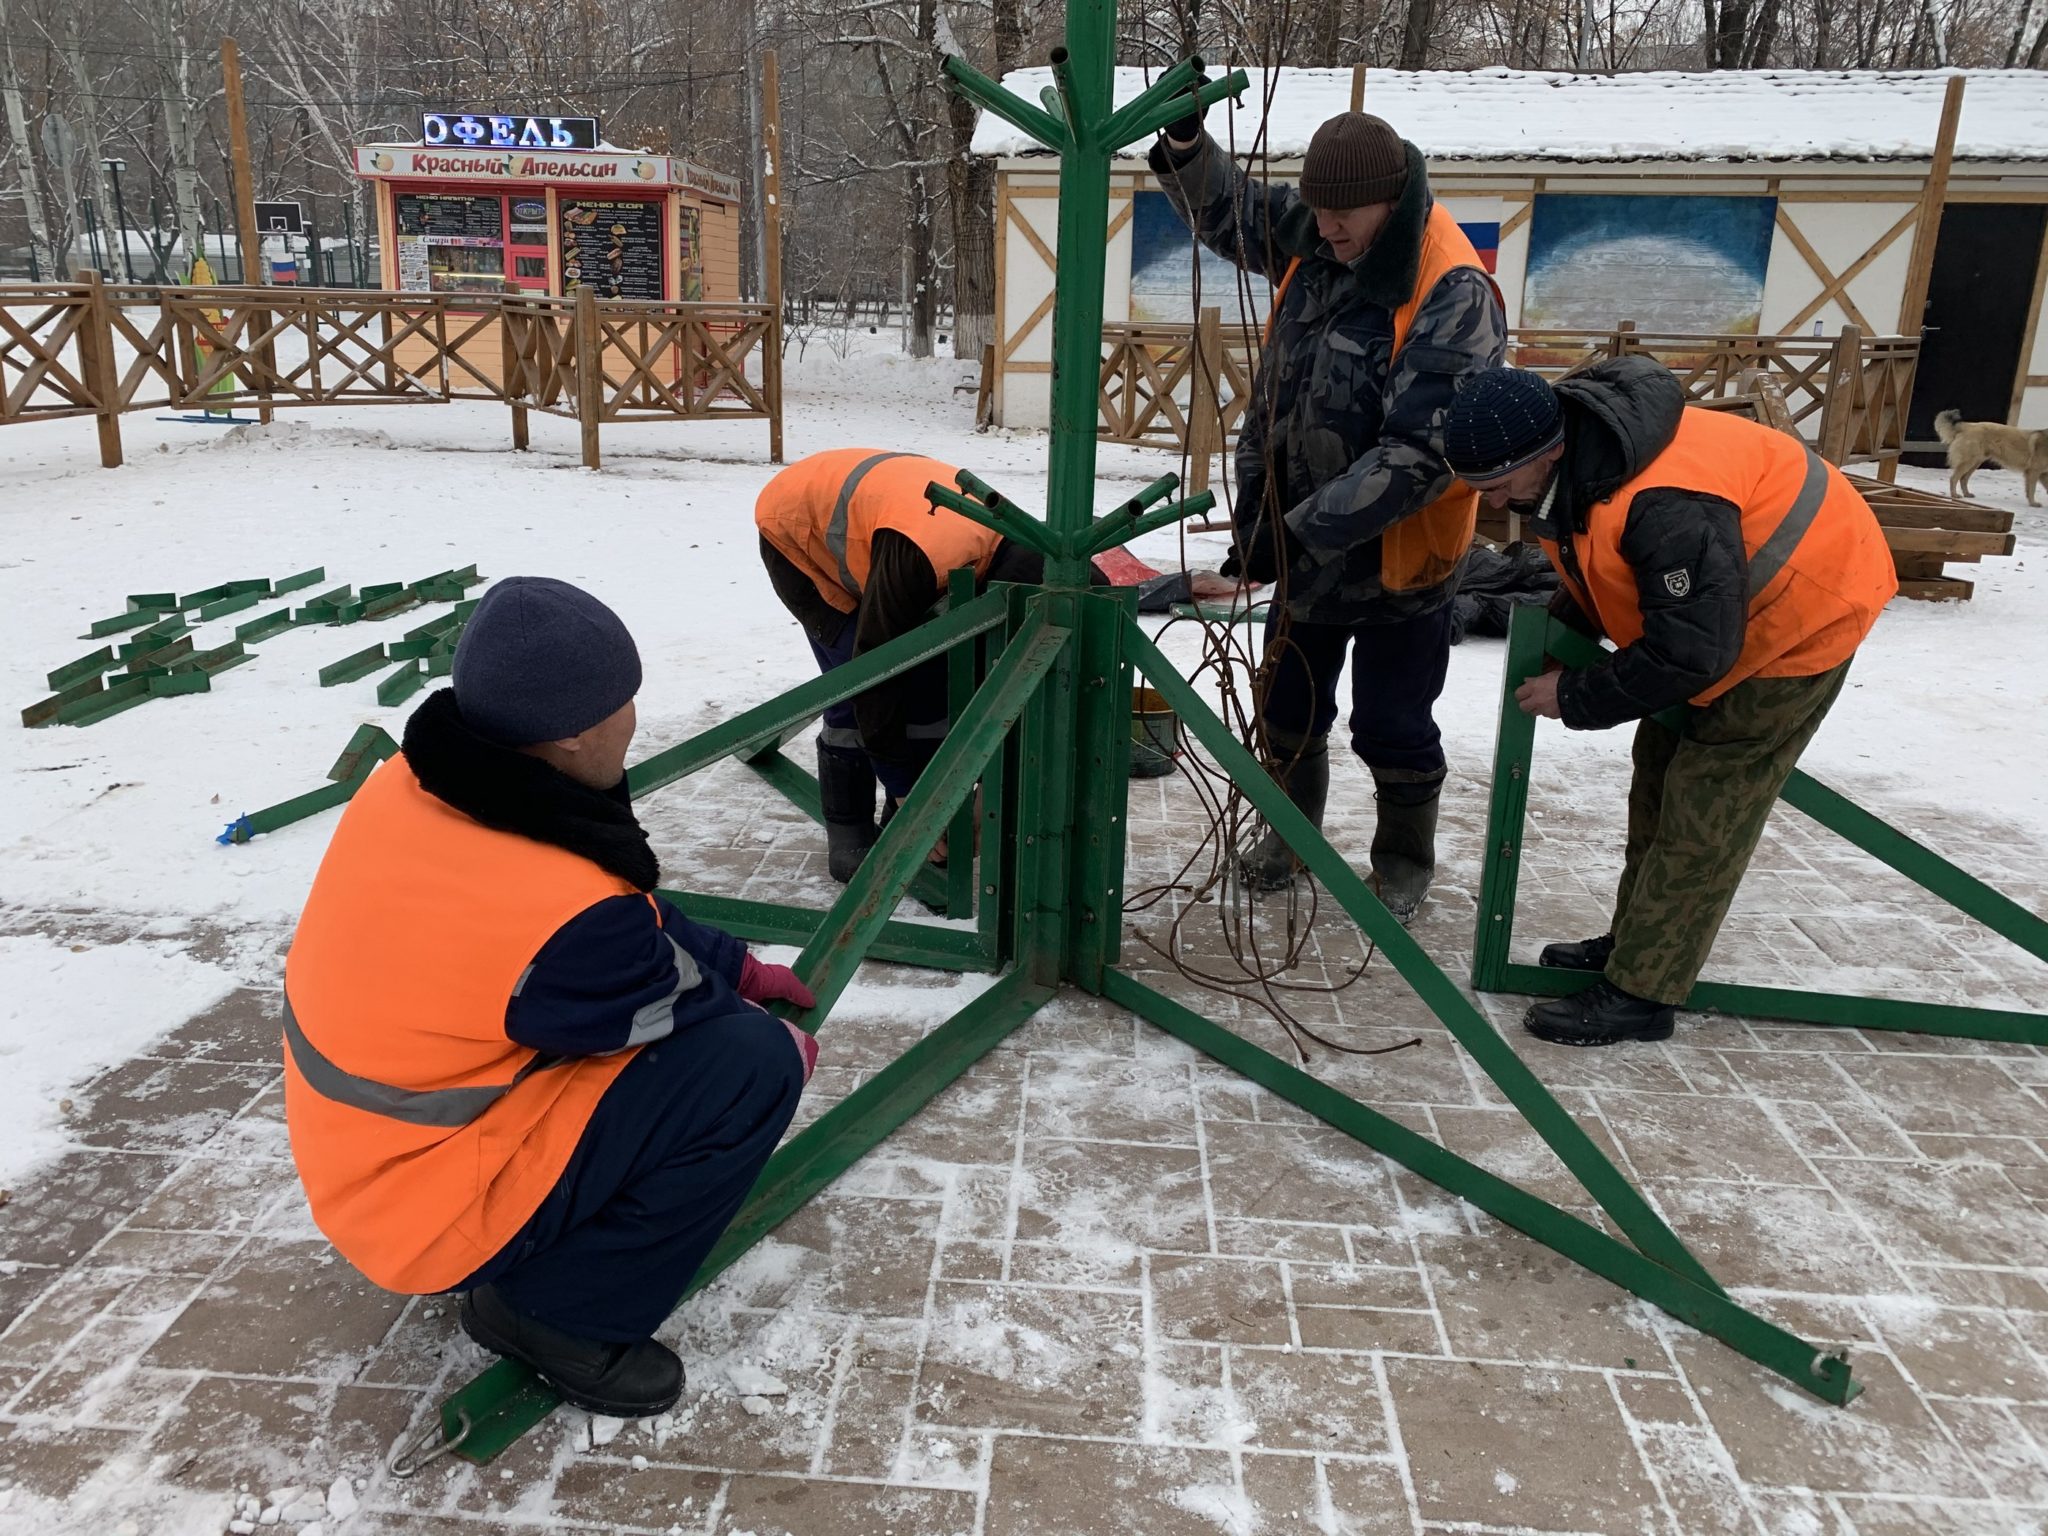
[1606,661,1852,1005]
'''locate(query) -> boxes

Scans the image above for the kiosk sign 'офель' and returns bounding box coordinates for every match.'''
[422,113,600,152]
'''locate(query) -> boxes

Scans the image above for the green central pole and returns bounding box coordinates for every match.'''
[1040,7,1114,587]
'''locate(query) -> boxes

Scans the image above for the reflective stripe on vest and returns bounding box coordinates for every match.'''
[826,452,912,600]
[283,934,700,1127]
[1749,446,1831,600]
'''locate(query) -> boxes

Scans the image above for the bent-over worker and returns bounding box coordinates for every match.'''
[1441,360,1897,1047]
[283,577,818,1416]
[755,448,1049,881]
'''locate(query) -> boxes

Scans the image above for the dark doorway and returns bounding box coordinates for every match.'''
[1903,202,2048,465]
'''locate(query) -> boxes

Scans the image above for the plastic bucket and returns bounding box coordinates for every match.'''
[1130,686,1179,778]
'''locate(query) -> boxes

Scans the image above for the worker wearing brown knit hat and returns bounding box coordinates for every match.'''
[1298,112,1410,210]
[1150,90,1506,922]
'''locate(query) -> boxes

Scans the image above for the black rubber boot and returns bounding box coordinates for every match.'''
[1240,735,1330,892]
[1524,980,1676,1047]
[817,743,878,884]
[460,1284,684,1417]
[1538,933,1616,972]
[1368,769,1443,926]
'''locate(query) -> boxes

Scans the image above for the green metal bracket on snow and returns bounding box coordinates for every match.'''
[417,2,1865,1473]
[218,724,398,845]
[1473,604,2048,1044]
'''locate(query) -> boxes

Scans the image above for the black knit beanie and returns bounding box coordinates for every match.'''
[1443,368,1567,482]
[452,576,642,746]
[1299,112,1409,210]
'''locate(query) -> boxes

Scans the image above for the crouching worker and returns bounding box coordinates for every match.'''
[756,449,1049,881]
[1442,360,1896,1047]
[282,577,819,1416]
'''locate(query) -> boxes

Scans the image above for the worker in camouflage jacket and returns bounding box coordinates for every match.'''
[1151,100,1506,920]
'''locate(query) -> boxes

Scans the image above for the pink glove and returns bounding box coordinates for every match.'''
[739,953,816,1010]
[781,1020,820,1085]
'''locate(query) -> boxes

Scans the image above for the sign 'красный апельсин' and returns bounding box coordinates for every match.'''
[422,113,600,151]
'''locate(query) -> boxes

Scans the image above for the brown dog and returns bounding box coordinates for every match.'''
[1935,409,2048,504]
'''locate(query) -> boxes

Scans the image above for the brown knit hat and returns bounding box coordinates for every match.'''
[1299,112,1409,210]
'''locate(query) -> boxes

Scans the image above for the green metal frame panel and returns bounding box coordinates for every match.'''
[196,589,263,622]
[47,647,115,691]
[660,890,996,972]
[1474,605,2048,1043]
[320,644,387,687]
[235,607,299,644]
[271,566,327,597]
[376,660,427,707]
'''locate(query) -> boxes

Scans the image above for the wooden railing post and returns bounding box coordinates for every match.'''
[501,297,529,451]
[574,285,603,470]
[760,49,787,464]
[1186,305,1223,497]
[1817,324,1862,467]
[71,268,123,468]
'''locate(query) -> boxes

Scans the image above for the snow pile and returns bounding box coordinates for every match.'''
[971,66,2048,165]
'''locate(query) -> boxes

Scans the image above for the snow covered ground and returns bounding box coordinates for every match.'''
[0,333,2044,1535]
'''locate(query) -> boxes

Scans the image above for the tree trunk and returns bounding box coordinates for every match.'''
[1398,0,1436,67]
[59,13,116,277]
[1743,0,1781,65]
[1311,0,1345,65]
[946,0,1018,361]
[2029,5,2048,64]
[0,0,54,278]
[947,95,995,360]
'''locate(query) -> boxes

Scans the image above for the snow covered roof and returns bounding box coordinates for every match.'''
[969,67,2048,164]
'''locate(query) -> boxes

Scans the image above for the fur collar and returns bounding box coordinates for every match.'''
[1350,141,1433,310]
[402,687,659,891]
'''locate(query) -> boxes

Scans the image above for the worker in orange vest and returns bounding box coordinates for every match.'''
[1151,98,1508,920]
[1442,360,1897,1047]
[756,449,1049,882]
[283,577,819,1417]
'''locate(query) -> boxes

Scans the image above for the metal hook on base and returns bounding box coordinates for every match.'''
[388,1407,473,1479]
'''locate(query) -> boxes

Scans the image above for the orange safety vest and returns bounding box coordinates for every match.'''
[1267,203,1498,592]
[282,755,647,1294]
[1541,407,1897,704]
[755,448,1005,615]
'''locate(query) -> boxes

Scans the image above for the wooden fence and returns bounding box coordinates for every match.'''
[1099,318,1918,477]
[0,274,782,470]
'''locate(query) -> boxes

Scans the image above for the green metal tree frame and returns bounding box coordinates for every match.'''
[1476,604,2048,1045]
[408,1,1893,1471]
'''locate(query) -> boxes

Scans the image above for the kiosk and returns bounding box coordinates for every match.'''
[355,113,742,303]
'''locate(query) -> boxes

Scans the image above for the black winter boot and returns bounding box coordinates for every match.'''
[460,1284,684,1417]
[1524,980,1676,1047]
[817,743,878,884]
[1240,735,1331,892]
[1368,769,1443,925]
[1538,933,1616,972]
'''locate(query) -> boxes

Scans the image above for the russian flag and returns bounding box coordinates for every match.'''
[1459,222,1500,274]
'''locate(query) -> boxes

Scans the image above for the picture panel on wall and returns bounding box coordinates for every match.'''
[1520,193,1778,365]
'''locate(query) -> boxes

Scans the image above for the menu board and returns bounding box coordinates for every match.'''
[396,236,431,291]
[560,197,663,300]
[394,193,503,245]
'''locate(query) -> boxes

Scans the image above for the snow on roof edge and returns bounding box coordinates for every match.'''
[967,67,2048,165]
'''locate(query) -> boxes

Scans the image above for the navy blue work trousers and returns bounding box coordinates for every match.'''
[456,1011,802,1342]
[1258,604,1455,778]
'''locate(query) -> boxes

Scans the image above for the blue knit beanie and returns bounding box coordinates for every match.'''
[1443,368,1565,482]
[452,576,642,746]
